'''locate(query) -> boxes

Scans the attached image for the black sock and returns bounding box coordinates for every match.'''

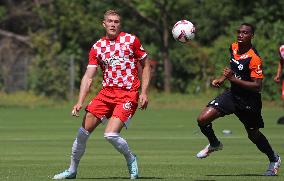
[199,123,220,147]
[253,133,276,162]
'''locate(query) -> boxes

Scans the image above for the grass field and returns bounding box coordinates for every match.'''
[0,102,283,181]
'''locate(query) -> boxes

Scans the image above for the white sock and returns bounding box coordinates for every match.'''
[68,127,90,173]
[104,133,135,163]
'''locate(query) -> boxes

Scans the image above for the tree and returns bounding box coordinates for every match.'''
[0,0,35,92]
[1,0,283,101]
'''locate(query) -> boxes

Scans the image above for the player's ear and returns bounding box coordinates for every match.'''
[102,20,106,28]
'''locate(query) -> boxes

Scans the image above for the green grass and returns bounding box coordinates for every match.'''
[0,103,283,181]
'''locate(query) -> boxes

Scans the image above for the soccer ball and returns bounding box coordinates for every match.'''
[172,20,195,43]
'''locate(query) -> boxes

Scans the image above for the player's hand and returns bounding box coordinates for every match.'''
[212,79,222,88]
[274,75,281,83]
[223,67,234,80]
[71,103,82,117]
[139,93,148,110]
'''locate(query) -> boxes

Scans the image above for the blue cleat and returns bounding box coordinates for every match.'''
[127,155,139,179]
[53,170,77,179]
[263,154,281,176]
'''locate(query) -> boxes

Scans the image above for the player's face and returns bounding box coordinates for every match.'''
[237,25,253,45]
[103,14,121,39]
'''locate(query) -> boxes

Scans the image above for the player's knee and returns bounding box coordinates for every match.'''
[76,127,90,142]
[197,114,209,125]
[104,132,119,143]
[247,129,260,143]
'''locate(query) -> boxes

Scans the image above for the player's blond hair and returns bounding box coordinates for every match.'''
[104,9,121,20]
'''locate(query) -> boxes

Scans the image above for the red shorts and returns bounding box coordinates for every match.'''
[86,87,139,123]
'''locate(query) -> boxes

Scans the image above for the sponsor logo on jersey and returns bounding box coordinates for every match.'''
[240,54,248,59]
[238,64,243,70]
[104,55,121,67]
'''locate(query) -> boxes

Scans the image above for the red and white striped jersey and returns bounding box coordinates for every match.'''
[88,32,147,91]
[279,44,284,59]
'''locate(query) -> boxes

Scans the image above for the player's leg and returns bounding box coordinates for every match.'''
[104,117,136,163]
[196,91,234,158]
[104,117,138,179]
[237,94,280,176]
[196,107,224,158]
[198,107,223,146]
[104,89,139,179]
[245,128,281,176]
[53,112,101,179]
[69,113,101,173]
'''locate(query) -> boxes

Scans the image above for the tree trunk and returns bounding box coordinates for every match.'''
[161,5,171,93]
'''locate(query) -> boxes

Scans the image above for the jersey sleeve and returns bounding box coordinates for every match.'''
[249,55,264,79]
[87,47,98,68]
[133,36,147,62]
[279,45,284,60]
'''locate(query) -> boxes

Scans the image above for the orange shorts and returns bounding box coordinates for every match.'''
[86,87,139,123]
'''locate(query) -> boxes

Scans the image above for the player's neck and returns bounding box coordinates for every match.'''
[238,43,252,55]
[106,32,120,40]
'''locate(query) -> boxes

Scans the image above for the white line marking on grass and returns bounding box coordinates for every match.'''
[0,136,245,141]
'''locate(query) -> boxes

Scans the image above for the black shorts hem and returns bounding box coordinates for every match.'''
[207,104,226,117]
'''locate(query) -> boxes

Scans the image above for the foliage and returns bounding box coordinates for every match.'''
[29,0,101,99]
[0,6,6,21]
[207,0,284,101]
[29,31,79,99]
[1,0,283,101]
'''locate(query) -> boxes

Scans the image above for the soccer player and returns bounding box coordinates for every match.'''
[273,43,284,123]
[195,23,281,176]
[274,43,284,83]
[53,9,151,179]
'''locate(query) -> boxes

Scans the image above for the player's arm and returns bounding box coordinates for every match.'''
[139,57,151,110]
[72,67,97,116]
[274,57,284,83]
[223,67,262,92]
[212,75,227,88]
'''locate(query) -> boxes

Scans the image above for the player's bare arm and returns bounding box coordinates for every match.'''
[274,58,284,83]
[139,57,151,110]
[72,67,97,116]
[223,67,262,92]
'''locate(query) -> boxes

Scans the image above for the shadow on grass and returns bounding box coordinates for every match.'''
[78,176,164,179]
